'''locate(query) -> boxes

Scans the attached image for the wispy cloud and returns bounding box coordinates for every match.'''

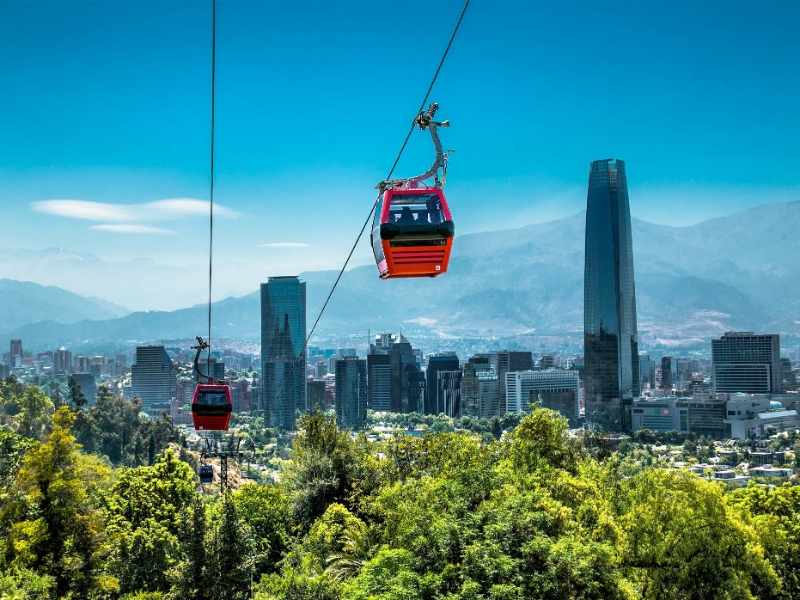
[91,224,176,234]
[259,242,310,248]
[31,198,240,222]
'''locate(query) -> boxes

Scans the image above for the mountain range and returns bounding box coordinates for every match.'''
[2,200,800,354]
[0,279,129,335]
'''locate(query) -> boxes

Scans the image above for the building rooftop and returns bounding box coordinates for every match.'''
[758,410,798,420]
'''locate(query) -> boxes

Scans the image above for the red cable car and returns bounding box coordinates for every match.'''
[372,103,455,279]
[189,336,232,431]
[191,384,232,431]
[372,188,454,278]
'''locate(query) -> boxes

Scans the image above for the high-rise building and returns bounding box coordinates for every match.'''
[10,340,22,361]
[506,369,581,426]
[308,380,328,410]
[497,351,533,414]
[712,332,781,394]
[176,378,197,406]
[369,333,421,413]
[70,373,97,406]
[54,347,72,375]
[425,353,460,415]
[73,355,90,374]
[436,370,462,418]
[460,360,496,418]
[660,356,673,389]
[335,356,367,429]
[583,158,638,432]
[130,345,178,410]
[780,357,797,392]
[638,352,656,393]
[261,276,307,428]
[367,353,391,412]
[229,380,251,413]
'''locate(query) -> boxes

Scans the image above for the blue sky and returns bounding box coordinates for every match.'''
[1,0,799,282]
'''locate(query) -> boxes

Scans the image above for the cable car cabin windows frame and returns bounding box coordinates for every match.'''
[373,188,454,279]
[191,384,232,431]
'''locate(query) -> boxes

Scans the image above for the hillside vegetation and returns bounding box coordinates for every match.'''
[1,378,799,599]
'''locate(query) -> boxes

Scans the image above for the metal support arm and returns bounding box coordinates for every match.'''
[191,336,214,384]
[378,103,452,192]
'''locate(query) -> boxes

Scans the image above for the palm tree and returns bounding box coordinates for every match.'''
[325,520,380,581]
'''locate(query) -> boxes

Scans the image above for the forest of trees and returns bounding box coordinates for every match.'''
[1,377,799,599]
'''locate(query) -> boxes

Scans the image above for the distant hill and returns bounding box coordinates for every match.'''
[0,247,255,312]
[3,200,800,353]
[0,279,130,334]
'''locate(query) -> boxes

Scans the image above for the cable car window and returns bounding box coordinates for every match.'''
[198,392,228,406]
[389,193,444,225]
[373,196,383,229]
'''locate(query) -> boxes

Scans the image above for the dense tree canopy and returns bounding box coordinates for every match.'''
[0,383,799,599]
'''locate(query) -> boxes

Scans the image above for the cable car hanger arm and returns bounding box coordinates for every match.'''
[191,336,214,384]
[378,103,452,191]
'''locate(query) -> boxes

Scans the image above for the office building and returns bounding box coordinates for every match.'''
[712,332,781,394]
[505,369,581,425]
[436,370,462,418]
[176,378,197,406]
[70,373,97,407]
[497,351,533,414]
[638,352,656,392]
[460,362,483,418]
[660,356,673,389]
[724,393,798,439]
[369,333,421,413]
[367,353,391,412]
[780,357,797,392]
[130,345,178,410]
[425,353,460,415]
[631,397,689,434]
[408,371,426,414]
[335,356,367,429]
[261,276,307,428]
[54,347,72,375]
[539,355,555,369]
[583,158,639,432]
[74,355,90,374]
[10,340,22,361]
[229,380,251,413]
[308,380,328,410]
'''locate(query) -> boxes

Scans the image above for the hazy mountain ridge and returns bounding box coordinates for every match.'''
[0,279,129,334]
[2,200,800,352]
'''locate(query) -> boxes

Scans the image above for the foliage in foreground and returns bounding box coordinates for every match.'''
[0,382,799,599]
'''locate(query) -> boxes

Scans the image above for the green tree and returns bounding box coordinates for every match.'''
[283,410,363,529]
[618,469,779,599]
[15,386,54,439]
[68,376,88,410]
[325,519,380,581]
[171,495,208,600]
[1,407,110,598]
[233,483,290,577]
[207,493,253,600]
[105,449,196,535]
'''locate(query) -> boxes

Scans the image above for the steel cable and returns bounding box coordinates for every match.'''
[207,0,217,376]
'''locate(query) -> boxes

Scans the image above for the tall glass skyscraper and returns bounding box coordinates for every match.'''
[261,276,307,429]
[584,158,638,432]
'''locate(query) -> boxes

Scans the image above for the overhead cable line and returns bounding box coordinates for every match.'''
[207,0,217,375]
[270,0,471,419]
